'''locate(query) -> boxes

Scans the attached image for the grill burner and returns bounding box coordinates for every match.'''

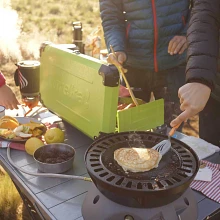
[85,131,199,208]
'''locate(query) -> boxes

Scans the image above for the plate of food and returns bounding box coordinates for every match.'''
[0,116,47,142]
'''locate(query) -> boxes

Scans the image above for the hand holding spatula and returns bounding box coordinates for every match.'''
[109,45,139,107]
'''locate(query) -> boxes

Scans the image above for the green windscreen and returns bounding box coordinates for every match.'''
[40,44,118,138]
[117,99,164,132]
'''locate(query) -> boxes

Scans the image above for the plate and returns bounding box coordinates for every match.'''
[0,117,47,142]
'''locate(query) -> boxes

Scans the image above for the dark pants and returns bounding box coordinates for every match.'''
[122,64,185,126]
[199,96,220,147]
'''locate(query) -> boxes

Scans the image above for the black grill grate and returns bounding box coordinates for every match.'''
[86,131,198,192]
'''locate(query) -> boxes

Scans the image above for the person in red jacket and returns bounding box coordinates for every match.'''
[0,71,20,110]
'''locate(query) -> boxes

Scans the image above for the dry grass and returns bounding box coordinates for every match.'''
[0,172,23,220]
[11,0,101,44]
[1,0,102,101]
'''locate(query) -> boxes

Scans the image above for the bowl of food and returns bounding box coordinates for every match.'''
[33,143,75,173]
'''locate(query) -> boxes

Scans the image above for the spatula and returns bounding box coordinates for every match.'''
[110,45,139,106]
[152,123,181,156]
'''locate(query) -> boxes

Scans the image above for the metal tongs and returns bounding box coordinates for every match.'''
[152,123,182,156]
[110,45,139,106]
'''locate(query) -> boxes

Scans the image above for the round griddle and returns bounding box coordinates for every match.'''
[85,131,199,208]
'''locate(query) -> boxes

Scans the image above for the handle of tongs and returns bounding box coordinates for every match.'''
[168,123,182,138]
[110,45,139,106]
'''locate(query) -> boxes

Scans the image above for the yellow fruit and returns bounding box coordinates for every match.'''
[25,137,44,155]
[44,128,65,144]
[0,119,19,130]
[0,116,19,124]
[0,116,19,130]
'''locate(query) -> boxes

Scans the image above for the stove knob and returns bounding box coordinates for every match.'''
[124,215,134,220]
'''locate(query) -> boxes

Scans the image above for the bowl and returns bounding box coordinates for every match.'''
[33,143,75,173]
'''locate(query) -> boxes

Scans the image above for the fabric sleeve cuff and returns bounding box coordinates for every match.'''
[186,78,214,91]
[0,71,6,87]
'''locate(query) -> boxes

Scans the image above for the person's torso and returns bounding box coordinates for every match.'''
[123,0,190,71]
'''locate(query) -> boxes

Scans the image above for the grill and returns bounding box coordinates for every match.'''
[85,131,199,208]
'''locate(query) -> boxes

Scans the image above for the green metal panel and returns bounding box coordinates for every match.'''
[40,44,118,138]
[116,99,164,132]
[40,44,164,139]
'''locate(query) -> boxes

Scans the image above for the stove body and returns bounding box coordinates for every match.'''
[82,183,197,220]
[39,43,164,138]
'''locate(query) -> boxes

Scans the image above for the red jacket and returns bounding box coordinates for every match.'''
[0,71,6,87]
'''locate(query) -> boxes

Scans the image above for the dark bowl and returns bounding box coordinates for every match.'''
[33,143,75,173]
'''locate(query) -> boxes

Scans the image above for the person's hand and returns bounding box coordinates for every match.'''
[170,83,211,127]
[107,51,127,68]
[119,85,130,97]
[0,84,20,110]
[168,36,187,55]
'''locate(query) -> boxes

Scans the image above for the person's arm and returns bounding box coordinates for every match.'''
[170,0,220,127]
[100,0,126,53]
[0,71,20,110]
[100,0,127,67]
[186,0,220,88]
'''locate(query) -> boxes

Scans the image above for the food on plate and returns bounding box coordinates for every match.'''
[0,116,19,130]
[0,128,16,139]
[0,116,46,140]
[25,137,44,155]
[1,116,19,124]
[22,121,45,137]
[114,147,162,172]
[44,128,65,144]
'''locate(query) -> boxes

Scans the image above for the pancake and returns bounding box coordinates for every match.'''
[114,148,162,172]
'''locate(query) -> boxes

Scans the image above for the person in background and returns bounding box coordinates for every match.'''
[100,0,192,126]
[171,0,220,146]
[0,71,20,110]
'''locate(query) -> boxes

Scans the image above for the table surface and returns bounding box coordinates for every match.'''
[0,118,219,220]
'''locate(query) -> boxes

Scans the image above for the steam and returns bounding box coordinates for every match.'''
[0,0,22,60]
[128,133,145,148]
[0,0,46,61]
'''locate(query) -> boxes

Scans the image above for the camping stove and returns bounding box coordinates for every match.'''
[21,95,42,116]
[83,131,199,220]
[14,60,42,116]
[82,183,197,220]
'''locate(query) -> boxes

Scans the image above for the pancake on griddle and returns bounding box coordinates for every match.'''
[114,148,162,172]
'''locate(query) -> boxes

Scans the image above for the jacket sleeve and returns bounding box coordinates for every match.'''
[180,5,192,35]
[99,0,126,53]
[186,0,220,90]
